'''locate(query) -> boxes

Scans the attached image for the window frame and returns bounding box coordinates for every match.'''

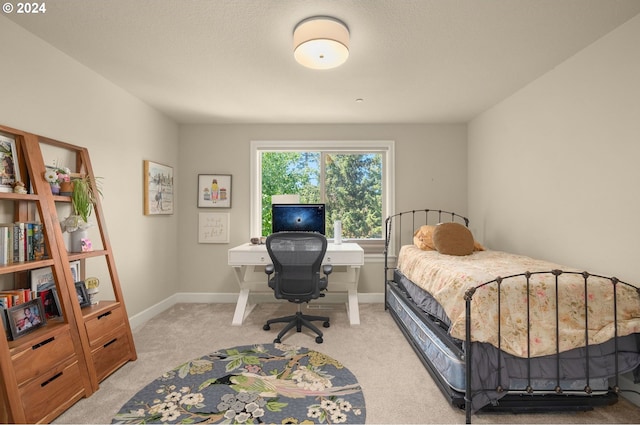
[250,140,395,253]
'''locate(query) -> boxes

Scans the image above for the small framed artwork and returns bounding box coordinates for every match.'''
[70,260,81,282]
[39,288,61,319]
[6,298,47,340]
[74,281,91,308]
[198,174,231,208]
[198,212,230,243]
[30,266,54,292]
[30,261,82,292]
[0,134,21,193]
[144,160,174,215]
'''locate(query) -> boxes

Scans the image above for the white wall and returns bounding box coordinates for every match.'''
[468,14,640,400]
[0,16,180,316]
[177,124,467,294]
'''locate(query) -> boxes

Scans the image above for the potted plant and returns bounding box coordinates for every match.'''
[61,174,102,251]
[43,166,71,194]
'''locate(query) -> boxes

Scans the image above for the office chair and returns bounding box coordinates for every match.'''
[263,232,332,343]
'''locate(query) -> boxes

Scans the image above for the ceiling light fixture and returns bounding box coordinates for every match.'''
[293,16,350,70]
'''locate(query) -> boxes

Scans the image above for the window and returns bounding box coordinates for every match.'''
[251,140,395,254]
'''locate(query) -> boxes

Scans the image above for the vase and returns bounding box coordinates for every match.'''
[50,183,60,195]
[60,181,73,196]
[70,228,90,253]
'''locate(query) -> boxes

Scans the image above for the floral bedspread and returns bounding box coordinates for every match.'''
[397,245,640,358]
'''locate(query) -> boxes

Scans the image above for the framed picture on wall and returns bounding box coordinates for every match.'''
[144,160,174,215]
[197,174,232,208]
[0,134,21,193]
[198,212,230,243]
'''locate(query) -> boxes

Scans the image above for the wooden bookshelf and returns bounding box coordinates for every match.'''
[0,124,136,423]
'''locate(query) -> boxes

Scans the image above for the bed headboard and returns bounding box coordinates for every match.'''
[383,209,469,273]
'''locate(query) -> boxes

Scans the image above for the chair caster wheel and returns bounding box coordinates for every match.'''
[274,338,281,343]
[263,324,270,331]
[323,321,330,328]
[315,336,323,343]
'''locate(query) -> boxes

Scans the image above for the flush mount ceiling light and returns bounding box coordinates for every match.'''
[293,16,350,70]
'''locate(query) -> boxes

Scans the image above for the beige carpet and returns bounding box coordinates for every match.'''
[54,302,640,424]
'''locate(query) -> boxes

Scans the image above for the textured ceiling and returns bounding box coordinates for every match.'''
[7,0,640,124]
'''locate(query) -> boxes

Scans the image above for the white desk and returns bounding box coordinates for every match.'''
[228,242,364,326]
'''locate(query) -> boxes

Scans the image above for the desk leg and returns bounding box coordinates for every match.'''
[232,288,255,326]
[346,289,360,325]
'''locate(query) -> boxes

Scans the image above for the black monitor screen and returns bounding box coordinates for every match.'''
[271,204,326,235]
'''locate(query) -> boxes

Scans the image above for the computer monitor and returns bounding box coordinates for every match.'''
[271,203,326,235]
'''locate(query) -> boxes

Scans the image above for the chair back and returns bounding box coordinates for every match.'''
[265,232,327,301]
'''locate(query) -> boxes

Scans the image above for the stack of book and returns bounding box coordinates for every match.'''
[0,221,46,265]
[0,288,37,310]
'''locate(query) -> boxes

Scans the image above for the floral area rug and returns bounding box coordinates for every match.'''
[112,343,365,424]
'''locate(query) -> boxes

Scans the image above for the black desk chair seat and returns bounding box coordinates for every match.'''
[263,232,332,343]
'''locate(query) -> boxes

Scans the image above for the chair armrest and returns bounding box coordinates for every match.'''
[323,264,333,276]
[265,264,274,275]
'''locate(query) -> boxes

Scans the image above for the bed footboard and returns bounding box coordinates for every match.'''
[463,270,640,423]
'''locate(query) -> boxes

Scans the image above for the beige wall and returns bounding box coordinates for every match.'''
[177,124,467,294]
[468,14,640,399]
[468,13,640,280]
[0,16,180,316]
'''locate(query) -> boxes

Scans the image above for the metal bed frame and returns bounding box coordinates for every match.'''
[383,209,640,423]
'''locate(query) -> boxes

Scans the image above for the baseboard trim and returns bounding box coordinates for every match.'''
[128,292,384,329]
[128,294,179,330]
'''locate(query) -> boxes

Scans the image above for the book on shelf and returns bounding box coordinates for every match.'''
[16,221,24,262]
[0,226,7,265]
[31,222,46,260]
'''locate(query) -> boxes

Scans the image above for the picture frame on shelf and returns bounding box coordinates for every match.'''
[198,212,230,243]
[144,160,174,215]
[197,174,231,208]
[74,281,90,308]
[30,266,54,292]
[70,260,81,282]
[38,288,61,319]
[0,133,21,193]
[1,307,9,339]
[30,260,82,292]
[5,299,47,340]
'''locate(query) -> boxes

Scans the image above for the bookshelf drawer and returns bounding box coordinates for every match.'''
[20,359,85,424]
[11,326,76,386]
[92,330,132,382]
[85,305,125,347]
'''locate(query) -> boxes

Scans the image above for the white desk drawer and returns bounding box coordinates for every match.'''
[228,248,270,265]
[323,251,363,266]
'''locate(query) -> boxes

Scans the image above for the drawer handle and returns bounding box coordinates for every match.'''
[97,311,113,320]
[41,372,63,387]
[32,337,55,350]
[104,338,117,348]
